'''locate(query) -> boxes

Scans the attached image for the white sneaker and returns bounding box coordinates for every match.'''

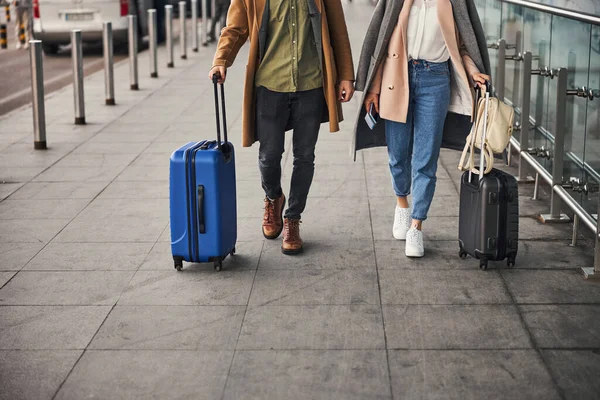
[405,227,425,258]
[16,42,22,50]
[393,206,411,240]
[23,42,29,49]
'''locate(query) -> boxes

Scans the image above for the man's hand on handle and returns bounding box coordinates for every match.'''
[338,80,355,103]
[209,66,227,84]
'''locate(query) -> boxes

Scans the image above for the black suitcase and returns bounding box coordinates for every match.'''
[458,85,519,270]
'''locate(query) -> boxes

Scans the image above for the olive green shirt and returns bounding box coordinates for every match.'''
[254,0,322,92]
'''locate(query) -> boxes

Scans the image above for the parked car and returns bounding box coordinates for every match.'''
[32,0,156,54]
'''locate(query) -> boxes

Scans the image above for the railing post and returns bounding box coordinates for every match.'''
[516,51,534,183]
[148,9,158,78]
[496,39,506,101]
[128,15,139,90]
[29,40,46,150]
[540,67,570,223]
[71,29,85,125]
[179,1,187,59]
[582,199,600,279]
[192,0,198,52]
[166,5,174,67]
[103,22,115,105]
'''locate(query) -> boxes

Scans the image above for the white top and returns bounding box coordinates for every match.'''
[406,0,450,63]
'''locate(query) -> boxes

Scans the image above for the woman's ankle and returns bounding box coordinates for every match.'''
[396,196,409,209]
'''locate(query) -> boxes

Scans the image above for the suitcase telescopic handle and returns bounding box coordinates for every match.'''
[212,74,228,152]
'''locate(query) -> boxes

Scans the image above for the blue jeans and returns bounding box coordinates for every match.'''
[385,60,451,221]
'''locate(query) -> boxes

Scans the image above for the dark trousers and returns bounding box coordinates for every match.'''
[209,2,229,38]
[256,86,325,220]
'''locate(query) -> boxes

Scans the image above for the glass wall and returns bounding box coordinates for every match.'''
[476,0,599,216]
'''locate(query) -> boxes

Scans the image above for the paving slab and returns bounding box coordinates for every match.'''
[0,271,134,305]
[0,271,16,287]
[0,219,71,244]
[0,350,82,400]
[118,270,255,306]
[224,350,391,400]
[249,270,380,306]
[520,305,600,348]
[513,240,594,269]
[89,305,245,350]
[383,305,531,349]
[24,242,153,271]
[140,241,262,271]
[0,243,45,271]
[543,350,600,400]
[259,238,376,269]
[32,165,128,182]
[388,350,561,400]
[97,180,169,199]
[502,270,600,303]
[237,305,385,350]
[0,182,24,201]
[379,270,511,305]
[0,199,90,220]
[375,240,473,270]
[9,181,109,200]
[54,350,232,400]
[0,306,111,349]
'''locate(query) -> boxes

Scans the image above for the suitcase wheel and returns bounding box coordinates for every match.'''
[479,259,488,271]
[230,246,236,256]
[214,259,223,272]
[459,250,468,259]
[507,258,516,268]
[173,256,184,272]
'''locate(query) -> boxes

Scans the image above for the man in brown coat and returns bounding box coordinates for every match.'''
[209,0,354,255]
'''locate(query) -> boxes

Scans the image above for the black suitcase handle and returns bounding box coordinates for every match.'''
[197,185,206,234]
[212,74,229,154]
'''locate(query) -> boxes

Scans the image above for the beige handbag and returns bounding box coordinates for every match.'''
[459,86,514,175]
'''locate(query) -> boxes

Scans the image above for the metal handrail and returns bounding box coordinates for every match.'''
[500,0,600,25]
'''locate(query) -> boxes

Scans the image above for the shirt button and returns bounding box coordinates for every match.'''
[292,23,295,26]
[388,85,394,90]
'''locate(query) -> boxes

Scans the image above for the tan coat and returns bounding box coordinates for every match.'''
[212,0,355,147]
[369,0,480,122]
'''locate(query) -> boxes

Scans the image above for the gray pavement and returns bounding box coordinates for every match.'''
[1,2,600,399]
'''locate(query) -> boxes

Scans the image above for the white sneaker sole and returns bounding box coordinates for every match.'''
[405,247,424,258]
[393,229,407,240]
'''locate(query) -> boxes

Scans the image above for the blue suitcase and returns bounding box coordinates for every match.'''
[169,77,236,271]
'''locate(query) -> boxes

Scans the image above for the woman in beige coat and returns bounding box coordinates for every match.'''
[355,0,490,257]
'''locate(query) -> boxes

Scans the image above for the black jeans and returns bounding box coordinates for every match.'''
[209,2,229,38]
[256,86,325,220]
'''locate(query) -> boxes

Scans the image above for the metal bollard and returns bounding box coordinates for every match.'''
[5,5,10,22]
[166,5,174,67]
[29,40,46,150]
[128,15,139,90]
[148,9,158,78]
[179,1,187,59]
[201,0,208,46]
[532,173,540,200]
[103,22,115,105]
[0,24,6,49]
[71,30,85,125]
[191,0,198,52]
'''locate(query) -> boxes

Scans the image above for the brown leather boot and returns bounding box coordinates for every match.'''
[262,195,285,239]
[282,218,303,255]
